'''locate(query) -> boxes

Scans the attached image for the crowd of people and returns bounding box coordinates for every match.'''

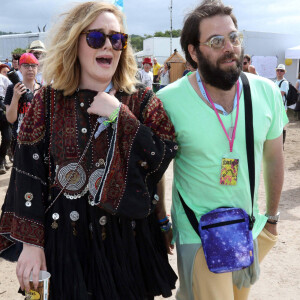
[0,0,297,299]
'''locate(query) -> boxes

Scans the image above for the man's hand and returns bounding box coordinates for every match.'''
[16,244,47,292]
[163,229,174,255]
[264,222,278,236]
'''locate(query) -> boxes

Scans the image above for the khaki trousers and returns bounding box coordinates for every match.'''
[192,228,278,300]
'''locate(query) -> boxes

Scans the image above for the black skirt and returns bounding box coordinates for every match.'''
[44,195,177,300]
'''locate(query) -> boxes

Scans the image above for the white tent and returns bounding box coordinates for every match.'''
[285,45,300,59]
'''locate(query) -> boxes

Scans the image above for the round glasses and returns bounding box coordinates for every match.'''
[199,32,243,49]
[81,29,128,51]
[21,64,38,69]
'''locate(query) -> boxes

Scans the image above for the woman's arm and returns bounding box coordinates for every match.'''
[6,82,26,124]
[17,244,47,292]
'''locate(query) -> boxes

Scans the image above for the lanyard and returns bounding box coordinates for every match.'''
[198,74,240,153]
[95,82,114,139]
[196,70,242,116]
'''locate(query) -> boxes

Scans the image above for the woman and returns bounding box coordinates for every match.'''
[5,53,41,154]
[0,2,177,300]
[159,63,170,90]
[0,64,10,76]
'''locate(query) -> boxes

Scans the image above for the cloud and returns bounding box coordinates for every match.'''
[0,0,299,36]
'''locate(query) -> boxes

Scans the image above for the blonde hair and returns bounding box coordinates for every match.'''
[42,1,137,96]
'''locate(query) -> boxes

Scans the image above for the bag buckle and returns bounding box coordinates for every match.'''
[249,215,256,230]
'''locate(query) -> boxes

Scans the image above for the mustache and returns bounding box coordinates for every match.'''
[217,52,239,64]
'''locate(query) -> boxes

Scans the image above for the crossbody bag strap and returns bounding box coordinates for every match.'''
[240,72,255,228]
[179,72,255,236]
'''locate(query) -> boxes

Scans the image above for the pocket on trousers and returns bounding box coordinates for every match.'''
[262,227,278,242]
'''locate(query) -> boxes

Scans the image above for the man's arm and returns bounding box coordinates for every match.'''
[263,135,284,235]
[156,175,174,254]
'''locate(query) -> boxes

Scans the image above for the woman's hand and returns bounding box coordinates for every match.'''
[87,89,120,118]
[16,244,47,292]
[13,82,26,101]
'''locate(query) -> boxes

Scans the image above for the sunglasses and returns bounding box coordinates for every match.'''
[81,29,128,51]
[199,31,243,49]
[276,69,284,72]
[243,61,249,65]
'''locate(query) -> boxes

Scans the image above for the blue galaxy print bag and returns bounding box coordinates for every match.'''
[198,207,254,273]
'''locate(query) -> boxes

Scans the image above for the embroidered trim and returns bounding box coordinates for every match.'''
[0,212,44,248]
[13,167,47,186]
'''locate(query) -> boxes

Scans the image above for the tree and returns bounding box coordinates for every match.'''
[12,48,26,55]
[130,35,144,52]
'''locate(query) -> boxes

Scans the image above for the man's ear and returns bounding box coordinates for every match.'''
[188,44,198,65]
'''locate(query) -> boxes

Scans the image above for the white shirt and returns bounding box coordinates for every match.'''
[0,74,11,98]
[160,70,170,86]
[275,78,289,109]
[139,69,153,88]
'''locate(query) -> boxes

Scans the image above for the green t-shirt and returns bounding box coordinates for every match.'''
[158,73,288,245]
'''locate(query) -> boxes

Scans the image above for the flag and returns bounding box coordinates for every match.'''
[114,0,123,11]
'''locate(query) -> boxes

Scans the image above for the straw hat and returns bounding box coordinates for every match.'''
[27,40,46,53]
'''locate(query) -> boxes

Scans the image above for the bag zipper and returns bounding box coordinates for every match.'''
[201,218,245,230]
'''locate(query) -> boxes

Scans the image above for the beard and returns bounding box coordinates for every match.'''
[196,47,243,91]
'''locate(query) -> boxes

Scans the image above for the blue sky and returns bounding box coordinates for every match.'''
[1,0,299,36]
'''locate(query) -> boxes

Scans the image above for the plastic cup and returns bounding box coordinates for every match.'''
[25,270,51,300]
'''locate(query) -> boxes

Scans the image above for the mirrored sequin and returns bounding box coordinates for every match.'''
[33,153,39,160]
[81,128,87,134]
[151,152,155,155]
[80,102,84,107]
[24,193,33,201]
[70,211,79,221]
[25,201,32,207]
[99,216,107,226]
[52,213,60,220]
[174,145,178,150]
[131,220,136,229]
[154,194,159,201]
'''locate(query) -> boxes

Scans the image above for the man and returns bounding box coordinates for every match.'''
[4,58,12,69]
[139,57,153,88]
[274,63,288,145]
[153,57,161,83]
[11,54,20,72]
[158,1,287,299]
[26,40,46,84]
[243,54,257,75]
[5,53,41,154]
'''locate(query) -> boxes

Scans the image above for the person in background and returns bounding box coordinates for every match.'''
[243,54,257,75]
[4,58,12,69]
[0,64,10,77]
[294,72,300,114]
[153,57,161,83]
[182,61,196,76]
[139,57,153,88]
[11,54,21,72]
[0,73,12,174]
[274,63,288,145]
[26,40,47,85]
[158,0,286,299]
[4,53,41,154]
[0,2,177,299]
[158,62,170,90]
